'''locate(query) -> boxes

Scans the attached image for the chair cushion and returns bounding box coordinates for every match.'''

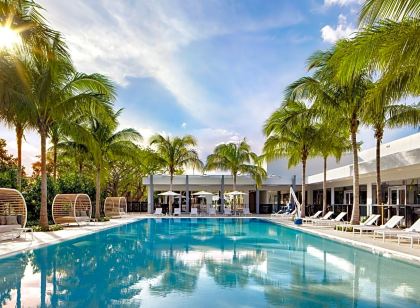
[6,216,18,225]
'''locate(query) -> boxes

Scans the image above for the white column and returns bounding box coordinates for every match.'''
[307,188,313,205]
[366,183,373,216]
[147,175,154,213]
[186,175,190,213]
[330,187,335,205]
[244,192,249,209]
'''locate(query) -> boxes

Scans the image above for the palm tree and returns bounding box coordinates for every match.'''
[263,101,318,218]
[1,104,29,190]
[359,0,420,25]
[150,134,203,213]
[49,122,62,181]
[287,48,372,224]
[206,139,266,213]
[0,0,67,56]
[331,1,420,110]
[315,123,351,215]
[69,110,141,219]
[363,102,420,205]
[9,44,115,228]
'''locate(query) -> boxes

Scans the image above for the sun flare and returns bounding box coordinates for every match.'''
[0,26,21,50]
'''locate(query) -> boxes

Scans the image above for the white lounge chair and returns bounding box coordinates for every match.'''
[190,208,198,216]
[374,218,420,242]
[153,208,163,216]
[224,208,232,215]
[353,215,404,236]
[243,208,251,216]
[337,214,380,232]
[315,212,347,226]
[302,211,322,223]
[398,232,420,248]
[208,208,216,216]
[305,211,334,224]
[173,208,181,216]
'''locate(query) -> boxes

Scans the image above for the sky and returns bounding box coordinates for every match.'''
[1,0,417,170]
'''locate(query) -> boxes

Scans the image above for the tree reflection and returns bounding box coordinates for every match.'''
[1,218,420,307]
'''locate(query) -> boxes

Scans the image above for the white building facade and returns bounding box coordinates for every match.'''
[144,133,420,224]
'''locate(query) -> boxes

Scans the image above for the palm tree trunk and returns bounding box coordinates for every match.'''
[16,124,23,190]
[323,156,327,216]
[53,141,58,181]
[350,120,360,224]
[233,173,237,214]
[95,167,101,219]
[40,127,49,229]
[301,159,306,218]
[375,128,383,205]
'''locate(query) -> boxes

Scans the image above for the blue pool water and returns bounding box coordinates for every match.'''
[1,218,420,307]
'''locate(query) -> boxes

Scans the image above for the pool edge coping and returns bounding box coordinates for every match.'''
[265,218,420,265]
[0,217,144,259]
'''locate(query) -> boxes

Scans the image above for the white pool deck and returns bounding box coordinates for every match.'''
[1,214,420,265]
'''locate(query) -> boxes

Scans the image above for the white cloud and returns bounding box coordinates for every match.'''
[321,14,356,43]
[38,0,302,123]
[181,122,187,129]
[324,0,362,6]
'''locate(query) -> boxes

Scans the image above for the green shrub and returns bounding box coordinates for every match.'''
[32,224,63,232]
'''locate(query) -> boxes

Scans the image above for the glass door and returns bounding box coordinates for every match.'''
[388,186,406,205]
[344,190,353,205]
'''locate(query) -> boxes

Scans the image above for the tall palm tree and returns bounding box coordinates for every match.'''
[332,1,420,109]
[287,48,372,224]
[206,139,266,212]
[69,110,141,219]
[359,0,420,25]
[263,100,318,218]
[9,43,116,228]
[1,104,29,190]
[315,123,351,215]
[363,102,420,205]
[49,122,62,181]
[150,134,203,213]
[206,139,266,190]
[0,0,67,56]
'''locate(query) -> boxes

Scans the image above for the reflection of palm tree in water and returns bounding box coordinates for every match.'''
[0,255,29,307]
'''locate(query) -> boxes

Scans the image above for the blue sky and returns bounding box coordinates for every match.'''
[2,0,417,168]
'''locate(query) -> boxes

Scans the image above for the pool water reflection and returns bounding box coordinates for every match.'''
[1,218,420,307]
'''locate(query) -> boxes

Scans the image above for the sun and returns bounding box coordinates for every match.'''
[0,26,21,50]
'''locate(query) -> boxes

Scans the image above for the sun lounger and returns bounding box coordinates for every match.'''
[397,232,420,248]
[374,218,420,242]
[315,212,347,225]
[305,211,334,223]
[173,208,181,216]
[208,208,216,216]
[153,208,163,216]
[336,214,380,231]
[302,211,322,223]
[224,208,232,216]
[353,215,404,236]
[190,208,198,216]
[243,208,251,216]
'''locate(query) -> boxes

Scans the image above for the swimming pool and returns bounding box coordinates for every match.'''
[1,218,419,307]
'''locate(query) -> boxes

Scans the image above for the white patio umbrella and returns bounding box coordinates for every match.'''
[192,191,213,196]
[192,191,213,213]
[158,191,180,215]
[158,191,181,196]
[225,191,247,196]
[225,191,247,214]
